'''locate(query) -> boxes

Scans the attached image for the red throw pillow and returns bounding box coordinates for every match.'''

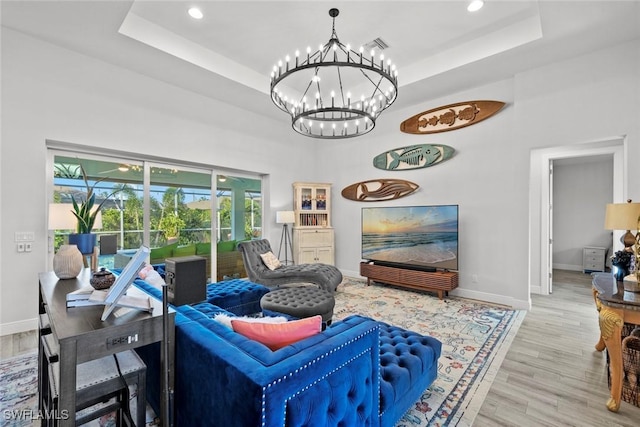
[231,315,322,351]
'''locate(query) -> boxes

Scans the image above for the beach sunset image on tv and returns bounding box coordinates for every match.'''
[362,205,458,271]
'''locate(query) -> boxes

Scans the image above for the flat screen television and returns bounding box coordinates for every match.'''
[362,205,458,271]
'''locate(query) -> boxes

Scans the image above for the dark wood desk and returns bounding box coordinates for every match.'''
[591,272,640,412]
[39,269,175,426]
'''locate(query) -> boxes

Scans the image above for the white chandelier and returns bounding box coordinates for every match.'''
[269,8,398,139]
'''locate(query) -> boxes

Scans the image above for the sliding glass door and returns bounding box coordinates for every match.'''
[50,150,263,282]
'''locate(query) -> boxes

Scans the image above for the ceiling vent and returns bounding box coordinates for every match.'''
[363,37,389,51]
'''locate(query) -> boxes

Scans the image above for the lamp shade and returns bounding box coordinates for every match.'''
[48,204,77,230]
[48,203,102,231]
[604,202,640,230]
[276,211,295,224]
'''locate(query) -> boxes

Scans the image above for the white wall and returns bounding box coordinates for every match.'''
[2,26,640,333]
[552,158,613,271]
[524,41,640,296]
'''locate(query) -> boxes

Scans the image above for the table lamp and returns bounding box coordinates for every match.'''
[604,199,640,291]
[48,203,83,279]
[604,199,640,248]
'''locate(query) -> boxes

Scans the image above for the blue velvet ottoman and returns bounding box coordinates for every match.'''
[378,320,442,426]
[206,279,270,316]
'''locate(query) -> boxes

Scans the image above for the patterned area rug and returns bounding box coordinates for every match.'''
[334,277,526,427]
[0,354,38,427]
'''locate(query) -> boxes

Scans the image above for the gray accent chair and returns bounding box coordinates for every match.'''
[237,239,342,293]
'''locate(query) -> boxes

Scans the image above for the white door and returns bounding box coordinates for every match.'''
[548,161,554,294]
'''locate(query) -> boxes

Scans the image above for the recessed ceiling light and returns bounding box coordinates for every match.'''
[467,0,484,12]
[188,7,203,20]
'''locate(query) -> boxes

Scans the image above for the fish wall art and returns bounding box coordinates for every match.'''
[373,144,455,171]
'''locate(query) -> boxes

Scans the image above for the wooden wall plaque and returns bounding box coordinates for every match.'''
[341,179,418,202]
[400,100,505,134]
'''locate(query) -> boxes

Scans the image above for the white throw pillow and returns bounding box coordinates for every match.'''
[260,251,282,270]
[212,313,288,329]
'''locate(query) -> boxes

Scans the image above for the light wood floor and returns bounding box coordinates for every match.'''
[476,269,640,426]
[3,270,640,425]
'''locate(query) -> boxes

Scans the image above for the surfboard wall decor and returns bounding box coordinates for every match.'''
[373,144,455,171]
[400,100,505,134]
[341,179,418,202]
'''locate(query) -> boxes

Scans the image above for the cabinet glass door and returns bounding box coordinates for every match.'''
[300,187,313,210]
[315,188,327,210]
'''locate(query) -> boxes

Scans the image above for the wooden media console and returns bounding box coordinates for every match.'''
[360,262,458,299]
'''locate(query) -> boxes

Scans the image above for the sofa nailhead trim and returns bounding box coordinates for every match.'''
[259,325,378,427]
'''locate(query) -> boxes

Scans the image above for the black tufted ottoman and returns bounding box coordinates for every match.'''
[260,287,335,327]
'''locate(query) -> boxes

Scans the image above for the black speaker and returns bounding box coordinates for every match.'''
[164,255,207,306]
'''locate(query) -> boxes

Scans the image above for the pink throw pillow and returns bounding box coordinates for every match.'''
[231,315,322,351]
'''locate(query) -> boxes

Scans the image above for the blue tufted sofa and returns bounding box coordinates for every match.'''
[132,277,441,426]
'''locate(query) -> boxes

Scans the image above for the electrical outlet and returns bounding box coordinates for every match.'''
[16,243,25,252]
[106,333,139,349]
[25,242,33,252]
[472,274,479,283]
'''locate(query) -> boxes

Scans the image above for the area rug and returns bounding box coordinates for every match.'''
[0,354,38,427]
[333,277,526,427]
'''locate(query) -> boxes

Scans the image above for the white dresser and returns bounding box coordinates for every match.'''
[583,246,607,273]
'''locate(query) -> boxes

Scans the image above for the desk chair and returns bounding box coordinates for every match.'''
[39,330,146,426]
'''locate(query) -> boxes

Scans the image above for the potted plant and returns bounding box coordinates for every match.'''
[159,213,185,244]
[68,165,121,254]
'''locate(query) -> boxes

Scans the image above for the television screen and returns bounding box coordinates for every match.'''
[362,205,458,271]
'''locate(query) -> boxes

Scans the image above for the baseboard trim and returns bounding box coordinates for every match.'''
[450,288,530,310]
[0,318,37,337]
[553,263,583,272]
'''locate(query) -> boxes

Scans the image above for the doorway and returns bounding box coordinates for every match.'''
[529,138,625,295]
